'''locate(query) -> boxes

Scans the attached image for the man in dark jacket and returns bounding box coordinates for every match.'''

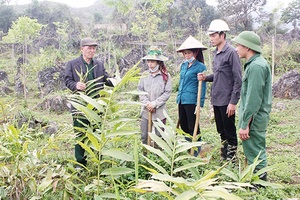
[65,37,115,168]
[198,19,242,162]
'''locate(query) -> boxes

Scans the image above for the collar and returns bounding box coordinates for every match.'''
[244,54,260,69]
[81,55,94,65]
[214,42,229,54]
[149,70,162,77]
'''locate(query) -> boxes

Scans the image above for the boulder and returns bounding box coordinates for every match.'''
[273,70,300,99]
[37,95,70,114]
[38,66,66,98]
[0,70,9,84]
[0,70,13,95]
[118,47,146,76]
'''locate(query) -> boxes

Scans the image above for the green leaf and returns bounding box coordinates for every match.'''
[140,164,159,174]
[175,141,205,154]
[173,162,205,174]
[142,155,168,174]
[71,102,102,123]
[254,164,282,176]
[78,93,106,112]
[99,193,127,199]
[152,173,187,184]
[143,143,171,165]
[101,167,134,176]
[134,179,172,192]
[86,132,100,151]
[175,190,198,200]
[203,190,243,200]
[37,179,53,194]
[221,167,239,181]
[102,149,134,161]
[78,141,96,159]
[0,145,13,157]
[149,130,172,157]
[252,179,284,189]
[194,178,217,190]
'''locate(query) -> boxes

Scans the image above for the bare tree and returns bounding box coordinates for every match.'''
[217,0,267,31]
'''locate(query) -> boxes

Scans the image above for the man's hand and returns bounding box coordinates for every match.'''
[76,82,86,91]
[239,126,250,141]
[197,73,206,81]
[226,103,236,117]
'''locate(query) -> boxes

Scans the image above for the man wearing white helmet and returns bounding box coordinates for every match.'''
[198,19,242,162]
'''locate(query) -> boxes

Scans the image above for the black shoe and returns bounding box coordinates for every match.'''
[226,145,237,163]
[259,172,268,181]
[220,140,228,160]
[253,170,268,188]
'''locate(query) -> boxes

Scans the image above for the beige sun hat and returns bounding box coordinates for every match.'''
[176,35,207,52]
[142,46,168,62]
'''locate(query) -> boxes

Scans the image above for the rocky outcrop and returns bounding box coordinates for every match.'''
[38,66,66,98]
[37,95,70,114]
[273,70,300,99]
[0,70,13,95]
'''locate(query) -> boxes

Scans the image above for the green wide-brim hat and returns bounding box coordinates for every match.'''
[142,46,168,62]
[232,31,262,53]
[176,35,207,52]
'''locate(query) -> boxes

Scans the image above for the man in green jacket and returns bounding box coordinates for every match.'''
[233,31,272,180]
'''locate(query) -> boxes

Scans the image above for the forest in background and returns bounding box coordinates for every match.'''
[0,0,300,199]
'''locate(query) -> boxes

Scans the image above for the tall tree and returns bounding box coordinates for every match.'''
[2,16,43,101]
[104,0,174,44]
[216,0,267,31]
[281,0,300,24]
[257,5,287,38]
[0,5,16,33]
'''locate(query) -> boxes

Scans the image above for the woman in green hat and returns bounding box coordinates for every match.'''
[138,46,172,145]
[176,36,207,157]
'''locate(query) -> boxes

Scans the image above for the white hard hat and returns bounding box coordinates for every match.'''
[207,19,230,34]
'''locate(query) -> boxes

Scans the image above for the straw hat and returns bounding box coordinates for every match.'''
[176,36,207,52]
[142,46,168,62]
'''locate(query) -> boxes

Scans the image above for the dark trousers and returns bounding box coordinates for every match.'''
[178,104,201,141]
[73,113,89,166]
[140,117,166,144]
[213,105,237,146]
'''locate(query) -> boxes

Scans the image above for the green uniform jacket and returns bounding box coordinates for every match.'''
[238,54,272,131]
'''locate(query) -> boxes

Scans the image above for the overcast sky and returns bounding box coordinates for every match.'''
[11,0,96,8]
[11,0,292,9]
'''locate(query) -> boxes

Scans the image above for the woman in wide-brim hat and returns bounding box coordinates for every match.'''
[176,36,207,157]
[138,46,172,145]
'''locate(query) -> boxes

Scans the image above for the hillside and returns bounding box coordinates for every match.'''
[11,0,114,29]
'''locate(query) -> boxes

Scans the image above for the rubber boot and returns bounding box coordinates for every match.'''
[253,169,268,189]
[221,140,228,160]
[254,168,268,181]
[226,144,237,163]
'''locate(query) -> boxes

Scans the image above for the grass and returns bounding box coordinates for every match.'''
[1,80,300,199]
